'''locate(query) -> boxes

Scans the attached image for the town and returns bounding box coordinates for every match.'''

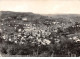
[0,11,80,57]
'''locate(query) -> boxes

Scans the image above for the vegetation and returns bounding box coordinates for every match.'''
[0,11,80,57]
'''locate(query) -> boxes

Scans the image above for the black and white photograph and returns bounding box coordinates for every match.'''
[0,0,80,57]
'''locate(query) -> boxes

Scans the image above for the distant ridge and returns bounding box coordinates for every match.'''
[1,11,80,23]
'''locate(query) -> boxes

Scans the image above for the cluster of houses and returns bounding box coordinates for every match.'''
[1,28,51,45]
[0,17,52,45]
[68,35,80,43]
[0,16,80,46]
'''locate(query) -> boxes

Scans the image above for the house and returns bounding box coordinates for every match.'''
[69,37,73,40]
[76,39,80,42]
[52,21,59,25]
[2,34,8,40]
[43,39,51,45]
[18,29,22,32]
[22,17,28,21]
[73,36,78,41]
[1,23,3,26]
[0,29,2,33]
[40,39,51,45]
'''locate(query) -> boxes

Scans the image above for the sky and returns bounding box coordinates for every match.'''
[0,0,80,14]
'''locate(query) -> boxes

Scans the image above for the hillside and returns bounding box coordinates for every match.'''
[0,11,80,57]
[1,11,80,23]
